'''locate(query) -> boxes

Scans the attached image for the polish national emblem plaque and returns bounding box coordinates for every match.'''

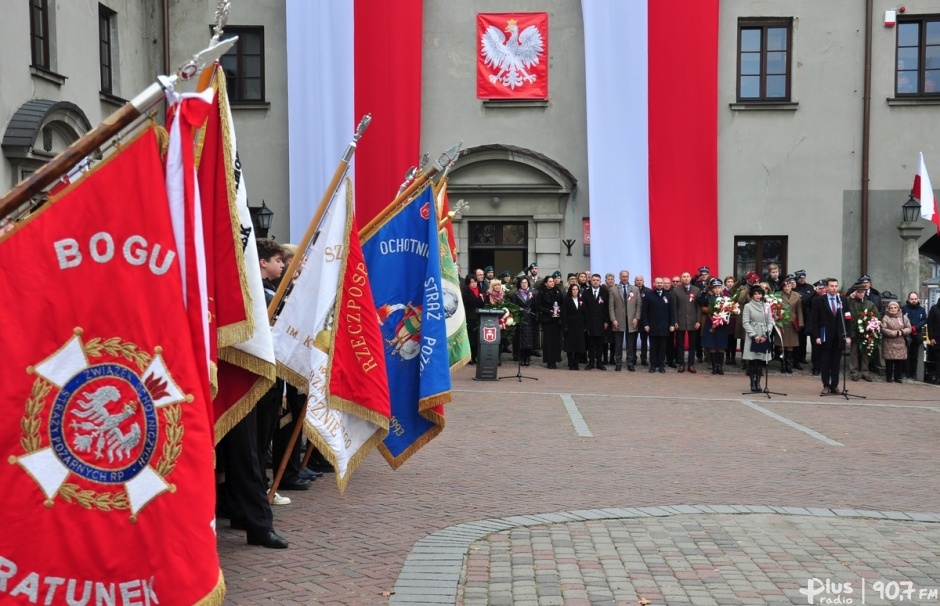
[11,329,191,520]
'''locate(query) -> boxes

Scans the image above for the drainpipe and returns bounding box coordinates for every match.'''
[162,0,171,75]
[861,0,873,275]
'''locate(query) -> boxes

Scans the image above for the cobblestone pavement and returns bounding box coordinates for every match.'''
[219,363,940,605]
[450,511,940,606]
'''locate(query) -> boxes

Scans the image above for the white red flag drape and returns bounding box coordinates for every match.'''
[915,152,940,234]
[582,1,719,279]
[285,0,422,233]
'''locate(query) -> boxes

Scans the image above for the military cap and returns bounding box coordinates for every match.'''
[858,274,872,283]
[794,269,807,278]
[698,266,710,274]
[527,262,538,270]
[551,270,562,278]
[499,270,511,278]
[709,278,723,287]
[813,280,826,288]
[484,265,494,272]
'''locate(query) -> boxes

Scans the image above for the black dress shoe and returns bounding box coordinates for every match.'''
[585,363,595,370]
[596,365,607,371]
[280,478,312,491]
[248,530,289,549]
[615,365,622,371]
[299,468,323,480]
[648,367,656,373]
[658,367,666,373]
[627,365,635,371]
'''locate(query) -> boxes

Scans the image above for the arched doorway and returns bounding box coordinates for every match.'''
[2,99,92,217]
[446,144,577,280]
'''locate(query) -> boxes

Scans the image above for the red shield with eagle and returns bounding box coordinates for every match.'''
[482,326,498,343]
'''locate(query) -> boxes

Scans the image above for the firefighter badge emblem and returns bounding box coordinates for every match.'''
[11,329,191,520]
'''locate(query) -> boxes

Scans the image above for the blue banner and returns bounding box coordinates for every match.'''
[361,186,452,468]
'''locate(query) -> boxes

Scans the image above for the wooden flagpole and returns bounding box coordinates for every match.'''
[265,116,370,503]
[265,114,371,322]
[359,141,463,241]
[0,40,237,223]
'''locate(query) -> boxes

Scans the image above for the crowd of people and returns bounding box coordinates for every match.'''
[461,263,940,396]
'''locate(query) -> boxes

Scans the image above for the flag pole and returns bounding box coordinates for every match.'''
[360,141,462,241]
[0,39,237,223]
[266,114,372,321]
[268,399,309,504]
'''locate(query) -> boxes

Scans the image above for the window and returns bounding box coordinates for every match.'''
[896,17,940,96]
[220,27,264,102]
[99,5,116,94]
[469,222,527,248]
[29,0,50,69]
[733,236,787,280]
[737,19,792,101]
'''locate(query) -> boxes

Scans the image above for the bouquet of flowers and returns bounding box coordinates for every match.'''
[485,300,521,340]
[763,293,791,328]
[708,296,740,332]
[855,308,882,359]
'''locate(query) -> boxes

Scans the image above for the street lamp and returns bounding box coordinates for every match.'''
[902,194,921,223]
[898,193,924,308]
[249,200,274,238]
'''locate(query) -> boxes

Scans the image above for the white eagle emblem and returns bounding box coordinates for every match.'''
[481,19,545,90]
[70,385,142,463]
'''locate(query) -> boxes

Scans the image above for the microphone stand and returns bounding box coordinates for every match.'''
[500,307,539,382]
[823,296,866,400]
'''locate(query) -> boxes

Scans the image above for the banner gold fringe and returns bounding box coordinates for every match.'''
[275,361,308,394]
[302,420,388,494]
[209,360,218,400]
[216,321,253,351]
[213,375,274,444]
[450,353,471,373]
[192,67,256,349]
[219,346,277,381]
[378,415,444,471]
[419,391,452,412]
[214,69,256,348]
[193,570,226,605]
[329,394,391,432]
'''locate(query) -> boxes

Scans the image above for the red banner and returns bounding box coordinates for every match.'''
[0,128,223,604]
[477,12,548,99]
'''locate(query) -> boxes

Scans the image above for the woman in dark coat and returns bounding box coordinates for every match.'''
[536,276,564,369]
[698,278,731,374]
[511,277,536,366]
[562,284,587,370]
[461,273,484,364]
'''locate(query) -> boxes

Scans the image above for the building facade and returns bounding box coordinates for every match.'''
[3,1,940,296]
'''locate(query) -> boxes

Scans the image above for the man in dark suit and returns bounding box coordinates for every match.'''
[634,275,652,365]
[583,273,609,369]
[806,279,827,376]
[793,270,815,366]
[811,277,851,395]
[641,277,676,373]
[674,271,702,373]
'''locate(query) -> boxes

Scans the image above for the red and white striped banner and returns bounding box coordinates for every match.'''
[584,0,719,280]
